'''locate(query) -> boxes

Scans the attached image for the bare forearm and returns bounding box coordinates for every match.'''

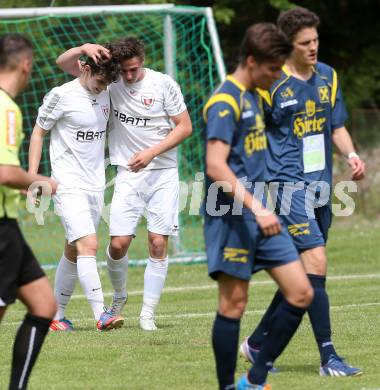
[332,127,356,157]
[56,43,110,77]
[150,124,192,157]
[206,162,265,215]
[0,166,52,190]
[28,133,44,174]
[56,46,84,76]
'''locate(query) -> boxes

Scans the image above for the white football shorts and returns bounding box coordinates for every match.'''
[53,188,104,244]
[109,167,179,236]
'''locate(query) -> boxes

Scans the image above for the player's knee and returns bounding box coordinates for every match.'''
[64,243,77,262]
[110,236,129,258]
[303,250,327,275]
[76,235,98,256]
[218,296,247,319]
[149,236,166,258]
[28,295,57,319]
[285,285,314,308]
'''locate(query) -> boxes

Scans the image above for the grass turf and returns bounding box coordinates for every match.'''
[0,221,379,389]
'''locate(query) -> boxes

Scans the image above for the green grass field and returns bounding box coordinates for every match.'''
[1,220,379,389]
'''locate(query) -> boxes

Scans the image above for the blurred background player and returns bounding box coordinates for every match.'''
[0,33,57,390]
[241,7,365,377]
[28,49,123,331]
[56,37,192,331]
[203,23,313,389]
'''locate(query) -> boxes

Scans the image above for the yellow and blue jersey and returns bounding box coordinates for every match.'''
[203,75,268,215]
[0,89,24,219]
[259,62,348,186]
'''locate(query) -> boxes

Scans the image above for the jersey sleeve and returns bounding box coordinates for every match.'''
[36,88,64,130]
[204,101,237,145]
[163,76,187,117]
[0,108,21,166]
[331,80,348,130]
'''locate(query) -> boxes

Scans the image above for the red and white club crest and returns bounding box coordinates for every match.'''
[101,105,109,119]
[141,93,155,109]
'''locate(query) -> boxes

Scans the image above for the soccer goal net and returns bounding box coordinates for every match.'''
[0,4,225,265]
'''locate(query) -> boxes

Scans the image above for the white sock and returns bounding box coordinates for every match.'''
[106,246,128,299]
[140,257,168,319]
[77,255,104,320]
[54,255,78,320]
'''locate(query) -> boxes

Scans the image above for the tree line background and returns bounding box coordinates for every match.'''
[2,0,379,117]
[1,0,379,215]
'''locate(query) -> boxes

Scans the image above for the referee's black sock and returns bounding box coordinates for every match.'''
[307,274,337,365]
[248,289,283,349]
[212,312,240,390]
[9,313,51,390]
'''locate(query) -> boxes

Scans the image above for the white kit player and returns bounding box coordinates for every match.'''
[28,54,124,331]
[56,37,192,330]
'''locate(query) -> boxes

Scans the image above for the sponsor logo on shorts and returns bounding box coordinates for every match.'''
[223,247,249,263]
[288,223,310,236]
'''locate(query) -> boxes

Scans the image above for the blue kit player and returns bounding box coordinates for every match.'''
[203,23,314,389]
[240,7,365,377]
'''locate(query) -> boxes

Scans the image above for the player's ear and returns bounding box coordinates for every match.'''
[20,55,33,75]
[246,55,258,69]
[81,64,92,73]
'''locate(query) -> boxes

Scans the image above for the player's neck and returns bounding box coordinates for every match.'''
[78,76,90,91]
[0,74,19,99]
[231,67,251,90]
[285,60,314,81]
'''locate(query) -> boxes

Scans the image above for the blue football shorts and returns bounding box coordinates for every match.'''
[204,214,299,281]
[273,185,332,252]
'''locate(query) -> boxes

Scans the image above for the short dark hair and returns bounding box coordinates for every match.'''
[277,7,320,42]
[84,44,120,83]
[110,37,145,63]
[0,33,33,70]
[239,23,292,64]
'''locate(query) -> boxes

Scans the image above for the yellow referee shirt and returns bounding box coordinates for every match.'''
[0,88,24,219]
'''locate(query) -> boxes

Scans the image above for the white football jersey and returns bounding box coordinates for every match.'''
[108,68,187,170]
[36,78,109,191]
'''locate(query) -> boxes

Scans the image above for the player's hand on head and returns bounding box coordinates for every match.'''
[82,43,111,63]
[128,149,155,172]
[348,156,365,181]
[256,210,282,236]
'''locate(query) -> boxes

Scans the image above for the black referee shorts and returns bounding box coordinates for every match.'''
[0,218,45,307]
